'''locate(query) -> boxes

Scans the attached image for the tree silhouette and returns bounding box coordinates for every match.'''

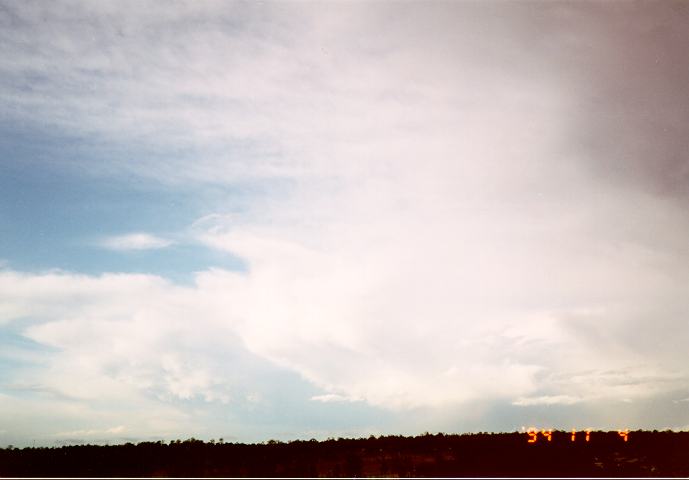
[0,430,687,477]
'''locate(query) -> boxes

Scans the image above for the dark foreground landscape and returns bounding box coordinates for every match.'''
[1,431,688,477]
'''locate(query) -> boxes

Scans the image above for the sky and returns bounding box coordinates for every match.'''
[1,0,688,447]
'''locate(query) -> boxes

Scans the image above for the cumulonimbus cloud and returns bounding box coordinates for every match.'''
[1,0,688,443]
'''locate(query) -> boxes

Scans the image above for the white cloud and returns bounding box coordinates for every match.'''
[100,233,174,251]
[310,394,361,403]
[106,425,126,434]
[0,383,194,444]
[2,270,244,404]
[0,269,266,443]
[0,1,688,442]
[513,395,583,406]
[194,192,689,410]
[53,425,126,438]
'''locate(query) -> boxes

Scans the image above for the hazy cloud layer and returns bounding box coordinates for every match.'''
[1,0,688,444]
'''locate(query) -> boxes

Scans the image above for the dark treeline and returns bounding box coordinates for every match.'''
[1,430,687,477]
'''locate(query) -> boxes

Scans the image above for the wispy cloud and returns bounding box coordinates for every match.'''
[52,425,126,438]
[100,233,174,251]
[310,394,361,404]
[513,395,583,407]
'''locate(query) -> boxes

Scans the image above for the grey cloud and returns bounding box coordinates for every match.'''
[534,2,689,200]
